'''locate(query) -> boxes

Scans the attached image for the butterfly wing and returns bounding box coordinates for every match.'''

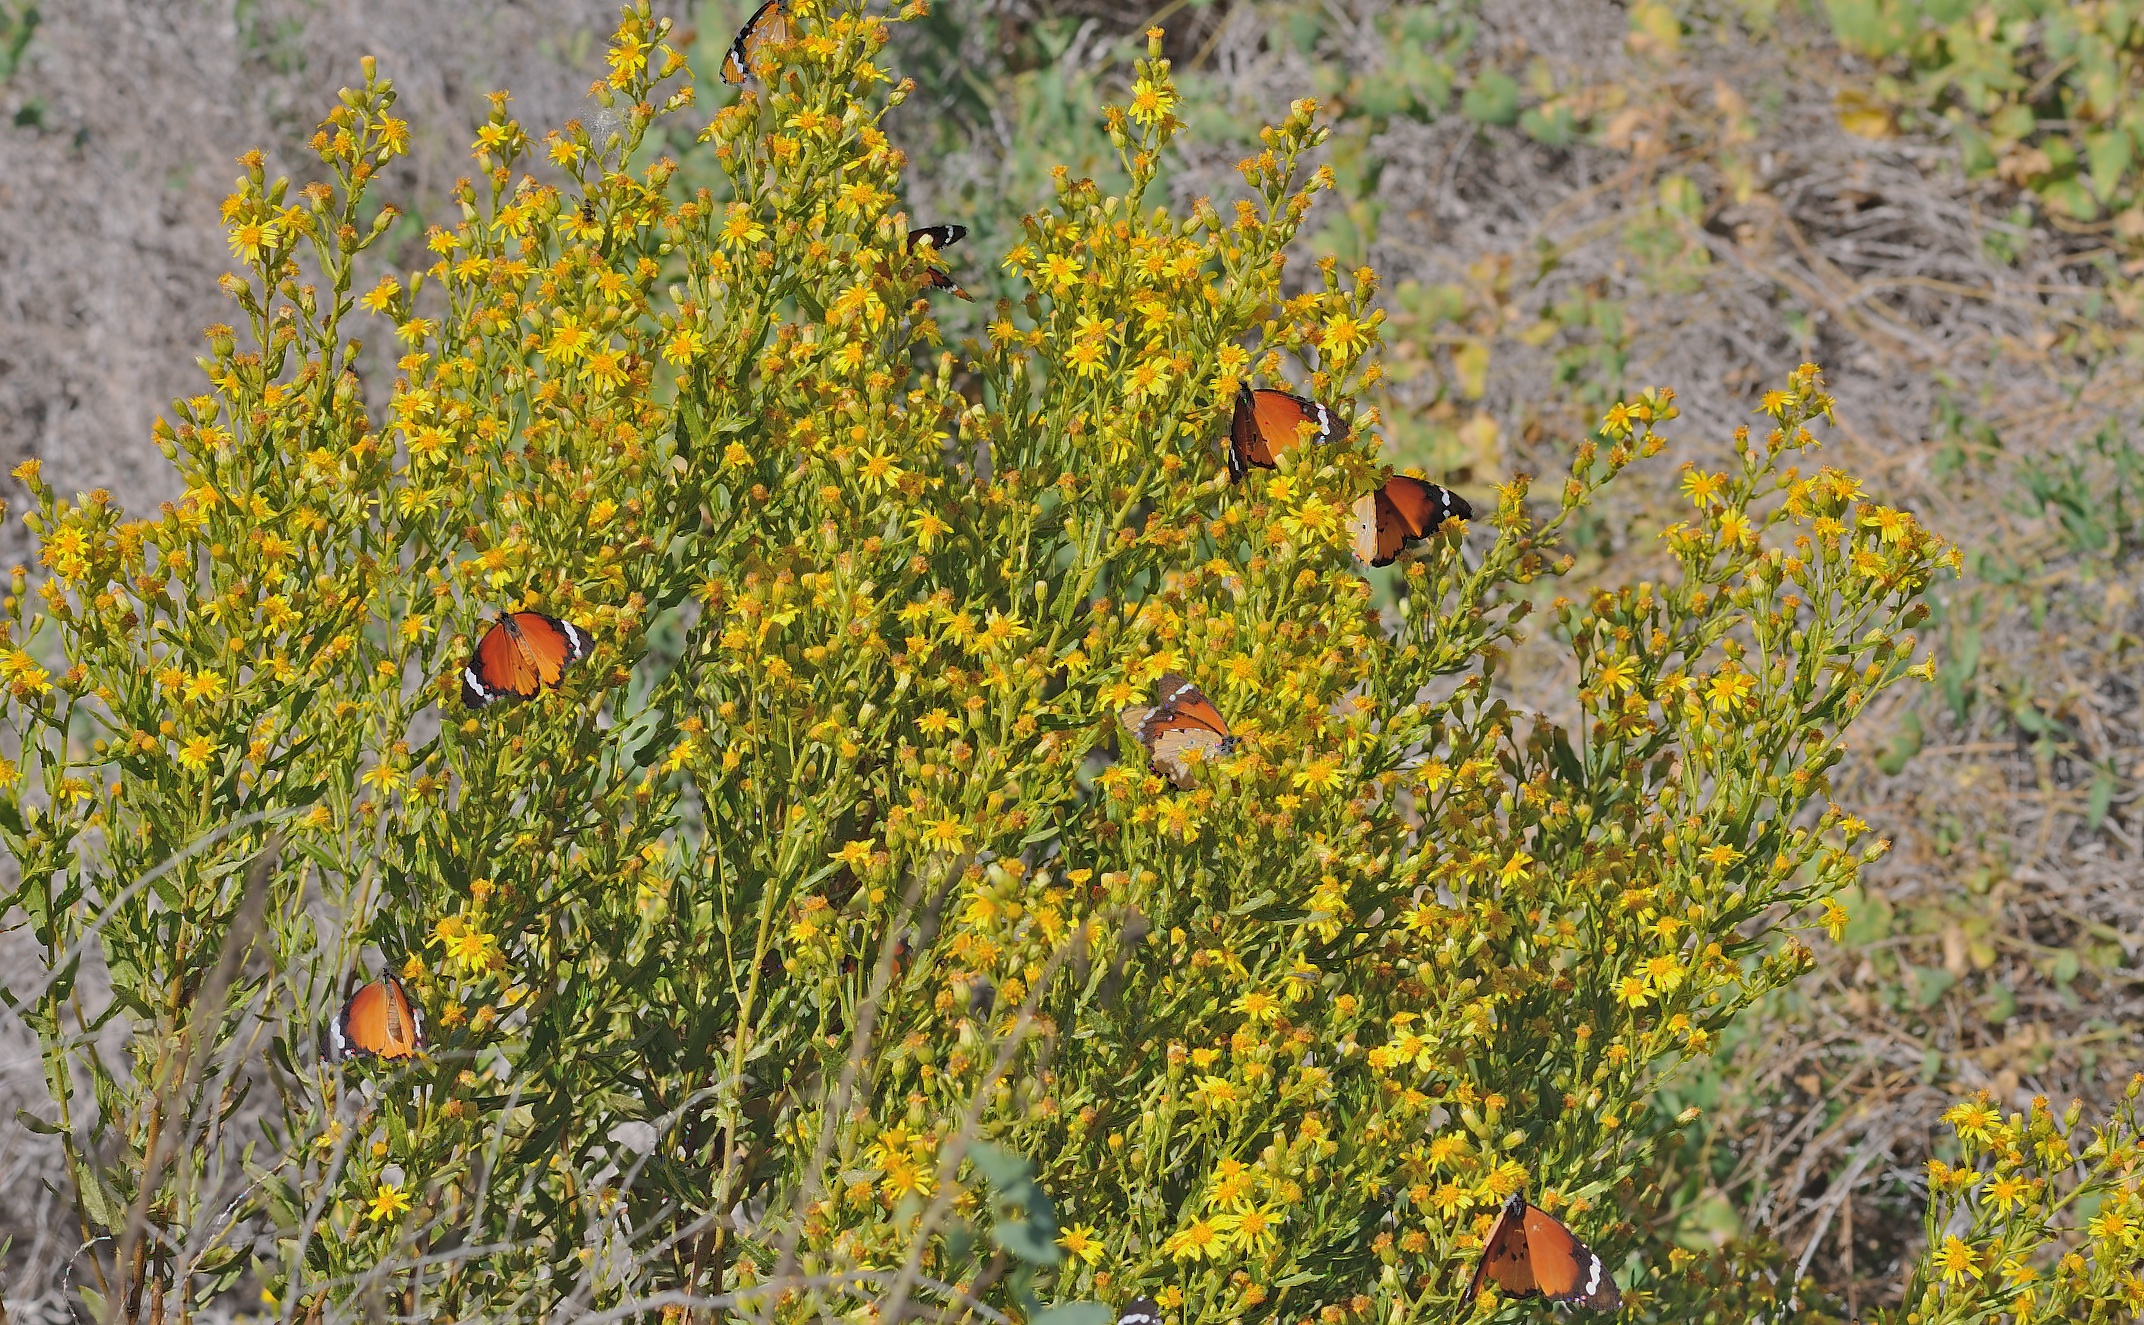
[336,977,424,1061]
[1228,385,1271,479]
[721,0,789,84]
[1356,476,1471,567]
[465,614,589,706]
[907,224,968,251]
[1228,387,1335,481]
[464,618,537,706]
[507,612,591,688]
[1250,388,1334,453]
[922,268,973,299]
[1145,725,1231,787]
[1150,675,1231,739]
[909,226,971,298]
[1466,1195,1536,1301]
[1522,1204,1620,1308]
[1116,1298,1163,1325]
[1133,675,1236,787]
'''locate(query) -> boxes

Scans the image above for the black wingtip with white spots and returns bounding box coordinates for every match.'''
[1117,1298,1163,1325]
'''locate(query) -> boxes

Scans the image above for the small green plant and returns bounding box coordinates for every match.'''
[0,2,37,84]
[0,3,1969,1322]
[1827,0,2144,233]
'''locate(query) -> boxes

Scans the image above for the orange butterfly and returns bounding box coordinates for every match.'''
[1119,673,1237,788]
[1352,474,1471,568]
[462,612,591,708]
[1226,385,1339,481]
[1464,1194,1621,1310]
[908,224,972,299]
[721,0,789,84]
[332,975,426,1061]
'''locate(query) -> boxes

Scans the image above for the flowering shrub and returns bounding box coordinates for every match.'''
[1883,1081,2144,1324]
[0,2,1961,1321]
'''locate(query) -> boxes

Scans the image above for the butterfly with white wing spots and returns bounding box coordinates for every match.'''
[1115,1298,1163,1325]
[721,0,789,84]
[329,974,426,1061]
[1119,674,1237,788]
[1353,474,1472,568]
[907,224,972,299]
[1464,1193,1621,1311]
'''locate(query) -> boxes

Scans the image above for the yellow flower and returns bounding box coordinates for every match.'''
[1,649,52,697]
[585,348,629,391]
[434,915,503,977]
[227,217,282,264]
[1933,1235,1982,1284]
[361,762,405,794]
[176,735,217,772]
[859,450,904,493]
[882,1158,934,1199]
[1292,755,1342,792]
[1038,252,1081,291]
[1165,1218,1219,1261]
[1212,1203,1283,1255]
[1593,656,1637,696]
[1322,312,1365,359]
[1127,76,1177,127]
[1236,989,1280,1023]
[1861,504,1915,545]
[543,318,592,364]
[1059,1223,1105,1266]
[918,709,956,737]
[720,202,768,250]
[1614,974,1652,1008]
[1942,1097,2000,1144]
[1705,667,1757,714]
[1986,1173,2031,1215]
[1680,467,1727,508]
[1192,1075,1241,1110]
[663,324,706,365]
[365,1182,413,1224]
[909,510,950,552]
[922,815,968,851]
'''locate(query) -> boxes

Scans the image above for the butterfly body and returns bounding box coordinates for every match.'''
[721,0,789,84]
[462,611,591,708]
[1120,673,1237,788]
[1227,385,1338,481]
[1353,474,1471,567]
[332,975,425,1061]
[1465,1194,1620,1310]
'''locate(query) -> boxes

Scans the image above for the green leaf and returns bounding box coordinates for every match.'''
[1911,964,1956,1008]
[994,1208,1063,1264]
[1460,70,1519,127]
[1876,709,1923,775]
[2087,763,2117,832]
[1034,1304,1113,1325]
[2087,129,2133,201]
[1839,885,1893,946]
[1519,103,1575,147]
[2050,949,2082,986]
[969,1141,1031,1192]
